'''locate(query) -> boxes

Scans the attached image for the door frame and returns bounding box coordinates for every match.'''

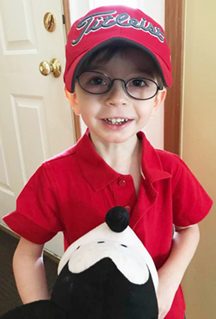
[63,0,81,141]
[63,0,184,152]
[165,0,185,154]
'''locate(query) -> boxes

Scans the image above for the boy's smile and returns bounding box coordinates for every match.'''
[103,118,130,125]
[67,47,166,146]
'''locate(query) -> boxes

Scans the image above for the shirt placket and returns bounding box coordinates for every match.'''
[130,178,158,231]
[110,175,137,211]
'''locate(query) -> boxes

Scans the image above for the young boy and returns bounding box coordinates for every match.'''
[3,5,213,319]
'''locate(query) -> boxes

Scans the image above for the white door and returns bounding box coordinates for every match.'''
[0,0,75,256]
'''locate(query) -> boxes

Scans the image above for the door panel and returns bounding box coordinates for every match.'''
[0,0,75,256]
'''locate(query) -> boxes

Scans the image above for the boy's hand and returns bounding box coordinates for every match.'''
[156,224,200,318]
[156,275,177,319]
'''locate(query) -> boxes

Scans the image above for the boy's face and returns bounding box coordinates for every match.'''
[66,48,166,145]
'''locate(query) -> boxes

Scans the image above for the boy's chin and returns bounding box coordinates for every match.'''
[88,127,140,146]
[99,133,139,145]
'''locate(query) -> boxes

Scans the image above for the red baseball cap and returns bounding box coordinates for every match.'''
[64,5,172,92]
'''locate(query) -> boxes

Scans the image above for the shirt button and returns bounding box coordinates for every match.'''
[118,178,127,186]
[125,205,131,213]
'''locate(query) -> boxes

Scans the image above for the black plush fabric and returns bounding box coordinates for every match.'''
[0,207,158,319]
[0,258,158,319]
[0,300,66,319]
[52,258,158,319]
[105,206,129,232]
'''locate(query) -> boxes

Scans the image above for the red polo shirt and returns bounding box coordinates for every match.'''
[3,130,213,318]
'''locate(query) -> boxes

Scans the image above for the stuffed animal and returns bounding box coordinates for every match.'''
[1,206,158,319]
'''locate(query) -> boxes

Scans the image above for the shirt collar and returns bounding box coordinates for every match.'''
[137,131,171,183]
[76,130,171,191]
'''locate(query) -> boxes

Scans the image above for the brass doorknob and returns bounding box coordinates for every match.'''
[39,58,61,77]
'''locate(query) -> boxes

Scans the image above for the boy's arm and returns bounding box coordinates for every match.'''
[157,224,200,319]
[13,237,50,303]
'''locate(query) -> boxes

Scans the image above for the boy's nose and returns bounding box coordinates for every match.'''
[105,80,128,106]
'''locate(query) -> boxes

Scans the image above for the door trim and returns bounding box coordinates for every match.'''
[63,0,82,141]
[164,0,185,154]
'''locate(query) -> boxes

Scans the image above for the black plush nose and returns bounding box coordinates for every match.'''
[105,206,129,232]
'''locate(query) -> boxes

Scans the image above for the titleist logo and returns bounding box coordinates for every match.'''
[71,10,165,46]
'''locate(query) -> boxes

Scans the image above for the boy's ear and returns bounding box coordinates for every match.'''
[64,88,81,115]
[154,88,167,109]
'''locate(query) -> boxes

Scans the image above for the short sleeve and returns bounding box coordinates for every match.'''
[172,157,213,227]
[3,163,63,244]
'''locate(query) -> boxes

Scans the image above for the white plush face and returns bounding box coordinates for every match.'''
[58,222,158,290]
[64,239,149,285]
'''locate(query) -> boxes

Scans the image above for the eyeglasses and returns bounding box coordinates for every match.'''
[77,71,163,100]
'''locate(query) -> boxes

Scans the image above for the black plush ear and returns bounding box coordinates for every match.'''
[0,300,66,319]
[105,206,129,232]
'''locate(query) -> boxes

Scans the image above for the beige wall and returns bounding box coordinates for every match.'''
[181,0,216,318]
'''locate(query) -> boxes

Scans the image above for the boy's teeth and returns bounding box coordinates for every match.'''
[105,118,129,125]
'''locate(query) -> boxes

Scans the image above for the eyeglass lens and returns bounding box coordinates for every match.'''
[78,71,159,100]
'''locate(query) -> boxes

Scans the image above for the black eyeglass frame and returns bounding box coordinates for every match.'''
[76,71,163,101]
